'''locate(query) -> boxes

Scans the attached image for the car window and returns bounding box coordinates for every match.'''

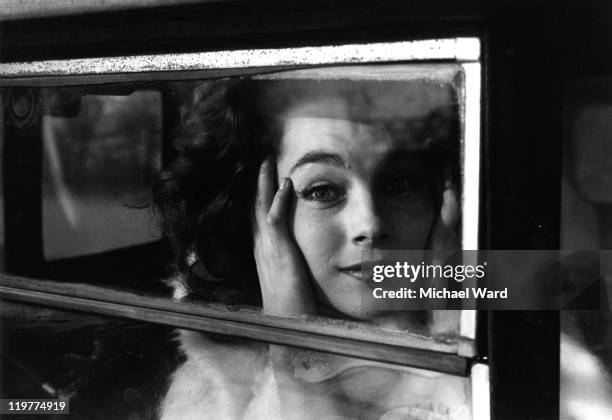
[2,63,475,343]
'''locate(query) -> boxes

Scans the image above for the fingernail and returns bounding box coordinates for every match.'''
[280,178,290,190]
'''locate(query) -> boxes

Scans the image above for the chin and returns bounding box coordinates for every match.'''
[329,298,388,321]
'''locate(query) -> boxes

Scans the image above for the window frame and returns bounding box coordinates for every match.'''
[1,35,488,418]
[0,37,482,344]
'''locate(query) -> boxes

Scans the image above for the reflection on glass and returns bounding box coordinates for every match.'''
[156,65,463,339]
[42,91,162,260]
[561,77,612,418]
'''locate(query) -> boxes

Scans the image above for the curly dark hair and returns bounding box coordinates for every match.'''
[154,76,459,305]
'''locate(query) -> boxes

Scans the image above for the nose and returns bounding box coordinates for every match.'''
[347,189,390,247]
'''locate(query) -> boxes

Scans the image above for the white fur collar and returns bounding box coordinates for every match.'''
[158,274,275,420]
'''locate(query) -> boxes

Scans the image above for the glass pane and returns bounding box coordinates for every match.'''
[42,90,162,260]
[1,301,472,419]
[561,77,612,418]
[9,63,470,348]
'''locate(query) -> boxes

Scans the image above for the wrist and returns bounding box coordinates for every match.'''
[260,279,317,316]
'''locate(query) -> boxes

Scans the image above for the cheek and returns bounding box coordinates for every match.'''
[384,197,436,248]
[291,205,343,277]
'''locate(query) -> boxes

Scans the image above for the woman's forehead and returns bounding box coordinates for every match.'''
[277,116,422,174]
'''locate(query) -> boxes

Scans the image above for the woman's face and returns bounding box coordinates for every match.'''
[275,94,436,320]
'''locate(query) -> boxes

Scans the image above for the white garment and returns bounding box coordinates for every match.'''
[159,327,471,420]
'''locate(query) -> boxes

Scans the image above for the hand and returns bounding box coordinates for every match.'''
[252,159,316,316]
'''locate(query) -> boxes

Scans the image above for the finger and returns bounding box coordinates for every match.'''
[440,180,459,229]
[266,178,293,225]
[255,158,276,223]
[430,182,459,251]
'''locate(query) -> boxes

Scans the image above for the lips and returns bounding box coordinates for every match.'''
[339,268,365,281]
[338,261,384,281]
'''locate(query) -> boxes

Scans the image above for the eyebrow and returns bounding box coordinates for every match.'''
[289,151,346,174]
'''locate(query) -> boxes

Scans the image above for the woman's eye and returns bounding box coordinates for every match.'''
[384,176,416,196]
[300,184,342,202]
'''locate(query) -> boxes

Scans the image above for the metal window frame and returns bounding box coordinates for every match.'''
[0,38,480,85]
[1,273,471,375]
